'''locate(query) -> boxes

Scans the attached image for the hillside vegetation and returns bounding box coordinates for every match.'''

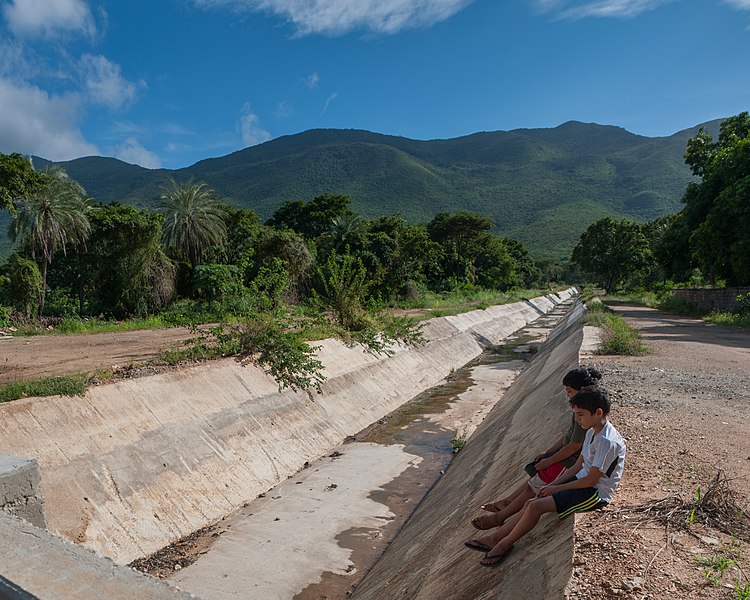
[32,119,722,259]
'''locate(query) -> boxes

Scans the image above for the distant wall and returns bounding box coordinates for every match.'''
[0,289,575,565]
[672,287,750,312]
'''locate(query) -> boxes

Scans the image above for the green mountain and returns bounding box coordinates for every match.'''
[28,119,722,260]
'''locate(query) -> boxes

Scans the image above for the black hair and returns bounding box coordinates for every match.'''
[562,367,602,391]
[569,387,611,415]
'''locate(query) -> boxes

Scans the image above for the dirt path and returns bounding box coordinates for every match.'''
[0,327,196,384]
[568,304,750,599]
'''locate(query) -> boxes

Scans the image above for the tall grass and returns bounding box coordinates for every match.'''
[0,374,90,403]
[583,301,647,355]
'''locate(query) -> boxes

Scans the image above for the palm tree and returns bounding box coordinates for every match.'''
[328,213,364,252]
[10,167,91,317]
[158,178,227,268]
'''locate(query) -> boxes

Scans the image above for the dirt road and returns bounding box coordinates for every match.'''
[569,304,750,599]
[0,327,196,384]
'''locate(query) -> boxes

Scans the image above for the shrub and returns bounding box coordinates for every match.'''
[4,255,42,318]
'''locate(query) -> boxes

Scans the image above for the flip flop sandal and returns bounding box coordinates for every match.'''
[464,540,492,553]
[480,545,514,567]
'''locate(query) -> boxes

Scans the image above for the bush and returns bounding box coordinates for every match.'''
[0,305,11,328]
[4,255,41,318]
[193,264,243,307]
[736,292,750,316]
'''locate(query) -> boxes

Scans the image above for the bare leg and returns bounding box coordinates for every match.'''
[480,479,530,512]
[473,484,535,529]
[483,496,557,560]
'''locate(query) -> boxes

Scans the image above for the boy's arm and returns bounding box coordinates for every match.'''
[545,454,584,486]
[534,436,566,461]
[538,465,603,497]
[534,441,583,471]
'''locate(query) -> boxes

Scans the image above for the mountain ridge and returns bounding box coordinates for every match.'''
[27,118,724,259]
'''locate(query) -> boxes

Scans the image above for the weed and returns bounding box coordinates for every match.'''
[735,581,750,600]
[696,555,736,586]
[687,486,701,526]
[450,437,466,452]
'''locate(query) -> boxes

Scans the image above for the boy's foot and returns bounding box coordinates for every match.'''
[480,545,514,567]
[464,539,492,553]
[479,499,510,512]
[471,514,505,530]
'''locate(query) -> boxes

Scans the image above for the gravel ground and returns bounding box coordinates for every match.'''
[566,305,750,600]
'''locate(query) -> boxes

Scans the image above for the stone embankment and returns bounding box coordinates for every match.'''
[0,289,574,597]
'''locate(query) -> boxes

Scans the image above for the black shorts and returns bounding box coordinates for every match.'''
[552,483,607,519]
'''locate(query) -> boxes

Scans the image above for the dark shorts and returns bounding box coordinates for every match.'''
[552,482,607,519]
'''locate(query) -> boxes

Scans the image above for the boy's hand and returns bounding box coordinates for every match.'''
[537,485,558,497]
[535,458,552,471]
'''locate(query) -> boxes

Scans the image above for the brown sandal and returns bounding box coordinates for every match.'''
[480,500,509,513]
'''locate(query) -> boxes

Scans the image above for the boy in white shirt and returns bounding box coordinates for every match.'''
[465,387,626,567]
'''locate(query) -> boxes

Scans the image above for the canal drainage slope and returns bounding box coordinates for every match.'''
[0,290,575,566]
[351,301,586,600]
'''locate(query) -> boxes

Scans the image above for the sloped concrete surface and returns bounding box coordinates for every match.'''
[0,511,194,600]
[0,290,575,565]
[351,302,586,599]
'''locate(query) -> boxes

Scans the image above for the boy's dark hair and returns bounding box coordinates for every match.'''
[562,367,602,390]
[569,387,611,415]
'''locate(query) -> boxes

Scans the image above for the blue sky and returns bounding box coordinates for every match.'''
[1,0,749,169]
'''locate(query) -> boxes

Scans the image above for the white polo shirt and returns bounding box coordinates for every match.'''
[576,421,626,503]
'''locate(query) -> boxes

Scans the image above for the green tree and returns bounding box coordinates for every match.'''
[0,153,46,213]
[158,178,227,269]
[678,112,750,284]
[267,194,352,239]
[571,217,652,292]
[9,167,91,316]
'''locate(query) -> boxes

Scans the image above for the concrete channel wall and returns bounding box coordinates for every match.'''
[352,300,586,600]
[0,289,575,567]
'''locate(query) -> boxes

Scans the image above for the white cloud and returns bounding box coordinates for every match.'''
[80,54,139,109]
[0,77,98,160]
[3,0,96,38]
[193,0,473,35]
[322,92,338,115]
[238,105,271,146]
[724,0,750,8]
[274,101,293,118]
[113,137,162,168]
[531,0,669,19]
[304,72,320,89]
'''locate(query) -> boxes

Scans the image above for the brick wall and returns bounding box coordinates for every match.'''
[671,287,750,312]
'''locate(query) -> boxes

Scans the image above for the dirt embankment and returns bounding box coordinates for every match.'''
[569,304,750,599]
[0,327,196,384]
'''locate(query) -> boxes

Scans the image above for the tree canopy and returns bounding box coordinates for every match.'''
[0,153,47,214]
[678,112,750,284]
[571,217,652,292]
